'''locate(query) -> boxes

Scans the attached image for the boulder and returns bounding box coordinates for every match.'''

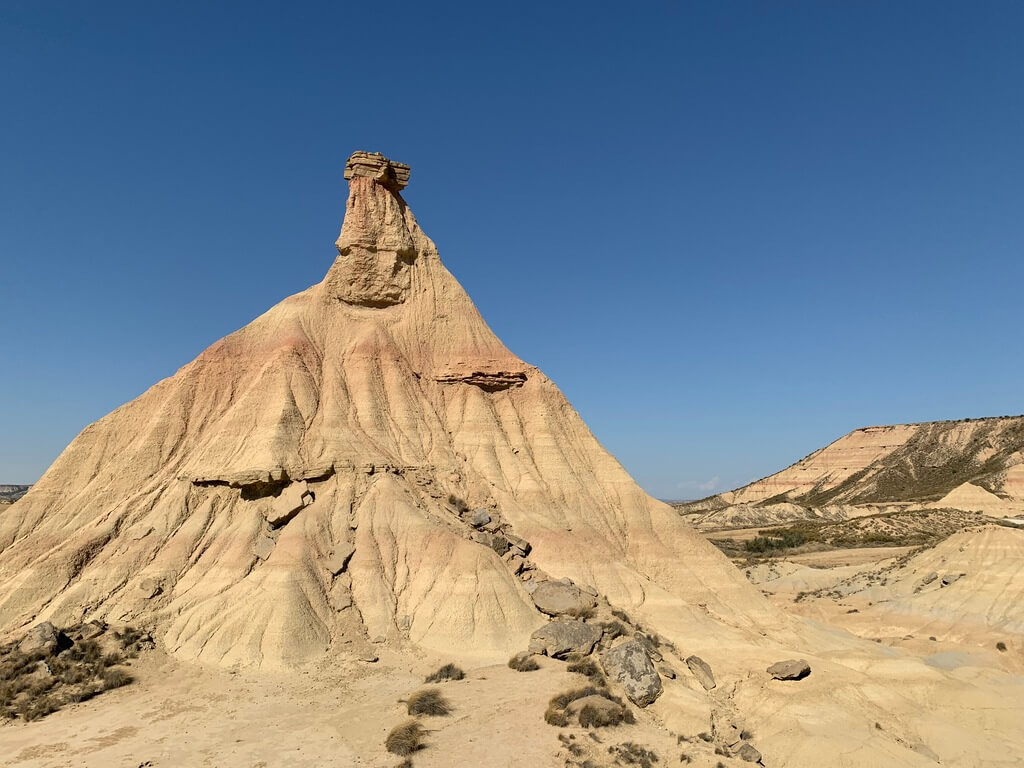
[737,743,762,763]
[531,581,597,617]
[76,620,106,641]
[325,542,356,575]
[941,573,965,586]
[469,508,491,528]
[601,639,663,707]
[528,619,602,659]
[685,655,716,690]
[767,659,811,681]
[19,622,60,655]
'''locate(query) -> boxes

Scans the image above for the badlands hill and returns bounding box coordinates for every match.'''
[0,152,761,670]
[3,153,1023,767]
[0,485,29,505]
[679,417,1024,529]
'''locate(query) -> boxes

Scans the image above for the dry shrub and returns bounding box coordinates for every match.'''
[425,663,465,683]
[386,720,426,756]
[579,702,632,728]
[508,652,540,672]
[611,609,632,624]
[607,742,659,767]
[406,688,451,717]
[567,657,602,682]
[600,621,628,641]
[996,641,1007,652]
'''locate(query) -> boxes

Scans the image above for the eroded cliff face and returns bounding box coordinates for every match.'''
[324,152,429,307]
[0,152,767,670]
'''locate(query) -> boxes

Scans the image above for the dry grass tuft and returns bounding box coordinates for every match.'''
[424,663,465,683]
[406,688,451,717]
[608,742,659,767]
[385,719,426,756]
[508,652,540,672]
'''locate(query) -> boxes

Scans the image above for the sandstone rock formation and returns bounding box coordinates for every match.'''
[0,151,763,670]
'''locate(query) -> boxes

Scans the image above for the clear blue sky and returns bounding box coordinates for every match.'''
[2,2,1022,498]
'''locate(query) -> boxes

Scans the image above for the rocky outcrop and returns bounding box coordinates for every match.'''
[528,619,601,659]
[19,622,61,655]
[434,370,528,392]
[767,659,811,680]
[343,151,410,192]
[601,639,662,707]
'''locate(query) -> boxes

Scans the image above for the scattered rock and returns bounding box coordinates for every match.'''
[601,639,663,707]
[941,573,965,586]
[506,534,531,556]
[325,542,356,575]
[657,664,677,680]
[920,571,938,586]
[19,622,60,655]
[531,581,597,617]
[470,508,491,528]
[137,577,163,599]
[265,482,311,527]
[737,742,762,763]
[76,620,106,641]
[252,534,276,561]
[528,619,602,659]
[767,659,811,681]
[685,655,716,690]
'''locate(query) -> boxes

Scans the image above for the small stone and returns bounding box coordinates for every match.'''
[657,664,677,680]
[470,509,491,528]
[941,573,965,586]
[767,659,811,680]
[737,743,762,763]
[138,577,163,599]
[253,535,276,561]
[325,542,356,575]
[77,620,106,641]
[685,655,716,690]
[506,534,531,556]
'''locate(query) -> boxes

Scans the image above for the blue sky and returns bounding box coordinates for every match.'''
[2,2,1022,498]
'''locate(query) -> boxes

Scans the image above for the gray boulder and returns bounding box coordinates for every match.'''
[531,581,597,617]
[19,622,60,655]
[470,508,491,528]
[601,639,663,707]
[529,619,602,659]
[767,658,811,680]
[685,655,716,690]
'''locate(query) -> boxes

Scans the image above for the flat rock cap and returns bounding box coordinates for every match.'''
[344,151,411,191]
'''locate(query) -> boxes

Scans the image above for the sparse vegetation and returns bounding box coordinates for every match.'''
[579,702,632,728]
[611,609,632,624]
[385,719,426,756]
[406,688,451,716]
[447,494,470,515]
[0,623,145,721]
[508,652,540,672]
[608,742,659,767]
[567,656,603,682]
[697,731,712,742]
[600,621,628,641]
[425,663,465,683]
[546,686,634,729]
